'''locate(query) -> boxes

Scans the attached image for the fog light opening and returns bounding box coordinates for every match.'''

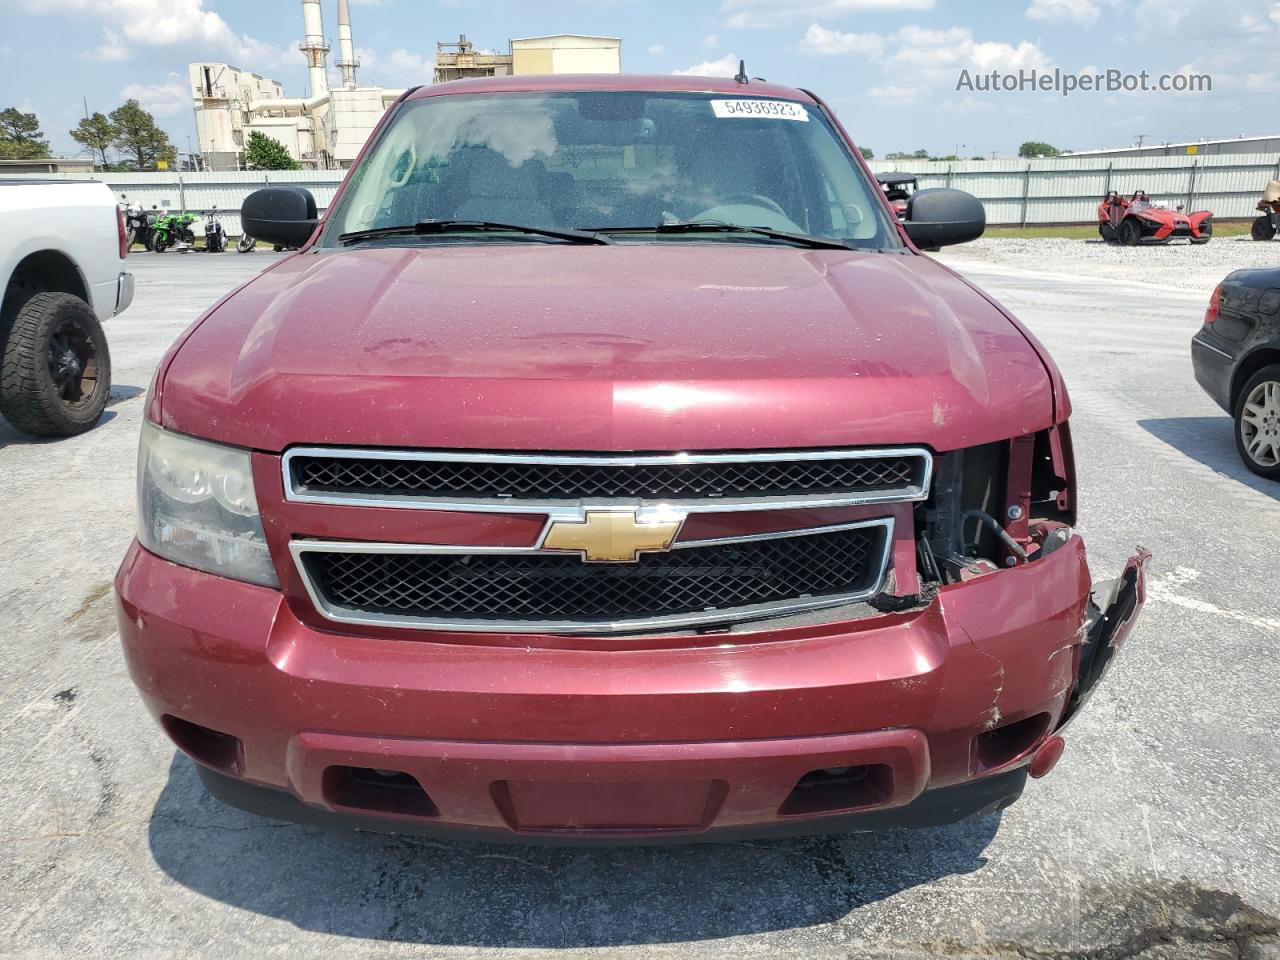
[322,765,439,818]
[160,715,244,775]
[972,712,1052,774]
[779,763,893,816]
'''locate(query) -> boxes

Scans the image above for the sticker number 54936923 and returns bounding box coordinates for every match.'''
[710,99,810,122]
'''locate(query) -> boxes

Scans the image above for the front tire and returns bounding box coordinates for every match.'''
[1235,365,1280,480]
[1118,218,1142,246]
[0,293,111,437]
[1252,216,1276,242]
[1190,221,1212,245]
[237,235,256,253]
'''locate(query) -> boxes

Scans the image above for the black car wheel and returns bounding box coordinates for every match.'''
[0,292,111,437]
[1235,364,1280,480]
[1118,218,1142,246]
[1190,221,1212,245]
[1099,223,1117,242]
[1251,216,1276,242]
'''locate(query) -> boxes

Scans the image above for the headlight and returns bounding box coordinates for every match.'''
[137,422,279,587]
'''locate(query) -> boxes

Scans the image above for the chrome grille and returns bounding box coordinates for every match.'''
[295,522,889,634]
[283,448,932,510]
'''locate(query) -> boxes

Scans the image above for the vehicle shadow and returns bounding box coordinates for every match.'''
[0,410,117,448]
[1138,416,1279,502]
[0,385,144,448]
[147,755,1002,947]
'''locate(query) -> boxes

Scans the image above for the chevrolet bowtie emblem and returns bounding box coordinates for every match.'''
[542,509,684,563]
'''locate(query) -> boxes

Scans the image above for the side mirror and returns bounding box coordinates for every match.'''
[903,188,985,250]
[241,187,318,249]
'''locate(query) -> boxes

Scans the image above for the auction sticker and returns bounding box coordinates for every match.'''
[710,99,809,121]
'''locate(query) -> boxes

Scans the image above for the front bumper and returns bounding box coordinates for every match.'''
[116,536,1148,842]
[115,271,135,316]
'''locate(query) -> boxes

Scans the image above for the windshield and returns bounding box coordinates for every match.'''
[321,91,900,249]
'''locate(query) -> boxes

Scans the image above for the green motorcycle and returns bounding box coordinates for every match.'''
[149,211,198,253]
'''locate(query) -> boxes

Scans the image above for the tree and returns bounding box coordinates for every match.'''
[244,131,300,171]
[0,107,50,159]
[109,100,176,171]
[1018,141,1059,158]
[859,146,875,159]
[70,112,117,169]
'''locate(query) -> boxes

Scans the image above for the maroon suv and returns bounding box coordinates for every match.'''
[116,75,1148,841]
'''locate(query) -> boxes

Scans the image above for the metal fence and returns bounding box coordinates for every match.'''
[7,152,1280,230]
[1,170,348,237]
[868,153,1280,225]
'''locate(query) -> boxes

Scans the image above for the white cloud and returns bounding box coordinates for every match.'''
[847,25,1053,105]
[92,30,130,61]
[19,0,289,65]
[890,24,1050,78]
[648,44,666,56]
[868,83,926,104]
[121,73,189,116]
[355,47,433,87]
[797,23,885,56]
[723,0,933,29]
[1135,1,1280,95]
[673,53,740,77]
[1025,0,1100,25]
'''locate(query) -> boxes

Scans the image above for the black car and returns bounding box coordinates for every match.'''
[1192,269,1280,480]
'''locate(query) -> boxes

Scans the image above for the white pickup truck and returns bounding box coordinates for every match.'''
[0,179,133,436]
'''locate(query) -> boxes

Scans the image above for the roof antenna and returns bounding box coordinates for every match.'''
[735,59,749,84]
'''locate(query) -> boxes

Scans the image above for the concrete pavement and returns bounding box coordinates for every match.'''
[1,246,1276,959]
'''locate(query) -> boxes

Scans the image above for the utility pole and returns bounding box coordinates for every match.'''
[1134,133,1148,149]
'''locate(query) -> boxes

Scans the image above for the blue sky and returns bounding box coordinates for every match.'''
[3,0,1277,159]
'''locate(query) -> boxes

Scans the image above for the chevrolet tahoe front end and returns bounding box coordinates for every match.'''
[115,75,1148,842]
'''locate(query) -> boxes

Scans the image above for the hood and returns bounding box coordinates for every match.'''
[159,244,1056,453]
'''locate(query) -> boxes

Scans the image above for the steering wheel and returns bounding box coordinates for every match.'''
[718,193,788,217]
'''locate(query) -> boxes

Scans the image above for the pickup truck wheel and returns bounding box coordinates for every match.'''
[1235,365,1280,480]
[0,293,111,437]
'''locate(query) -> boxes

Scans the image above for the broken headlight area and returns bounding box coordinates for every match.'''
[916,423,1077,588]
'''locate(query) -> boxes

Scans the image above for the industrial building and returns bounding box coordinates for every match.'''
[433,34,622,83]
[1068,134,1280,159]
[190,3,622,171]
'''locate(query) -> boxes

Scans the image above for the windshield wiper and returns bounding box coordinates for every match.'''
[583,221,850,250]
[339,219,611,246]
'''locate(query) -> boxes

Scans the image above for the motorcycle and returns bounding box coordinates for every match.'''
[203,207,228,253]
[150,211,197,253]
[120,196,159,251]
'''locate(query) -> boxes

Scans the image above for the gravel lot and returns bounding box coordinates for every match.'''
[2,249,1278,960]
[942,235,1280,295]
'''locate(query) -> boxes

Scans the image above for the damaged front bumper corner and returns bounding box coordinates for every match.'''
[1058,547,1151,730]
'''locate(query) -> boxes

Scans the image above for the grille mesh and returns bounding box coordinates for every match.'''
[303,525,884,627]
[291,454,920,501]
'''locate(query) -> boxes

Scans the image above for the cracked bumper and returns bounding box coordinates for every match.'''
[115,536,1148,841]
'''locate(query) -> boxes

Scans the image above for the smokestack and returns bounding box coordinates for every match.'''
[336,0,359,89]
[299,0,330,98]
